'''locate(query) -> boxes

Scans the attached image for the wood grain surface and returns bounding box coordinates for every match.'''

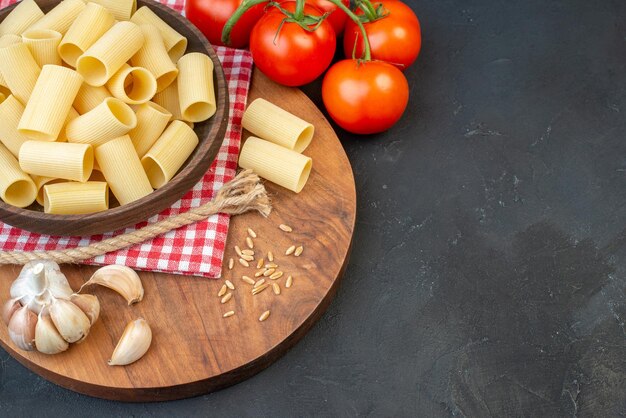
[0,69,356,402]
[0,0,229,236]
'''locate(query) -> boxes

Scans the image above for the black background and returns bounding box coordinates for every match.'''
[2,0,626,416]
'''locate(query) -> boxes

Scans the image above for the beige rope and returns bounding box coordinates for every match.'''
[0,170,271,265]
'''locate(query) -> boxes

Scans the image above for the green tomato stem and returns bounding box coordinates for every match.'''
[358,0,378,21]
[221,0,270,45]
[294,0,305,20]
[325,0,371,61]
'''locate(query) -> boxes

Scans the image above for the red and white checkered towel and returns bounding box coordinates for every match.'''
[0,0,254,278]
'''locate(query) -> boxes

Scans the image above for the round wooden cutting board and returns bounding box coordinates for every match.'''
[0,70,356,402]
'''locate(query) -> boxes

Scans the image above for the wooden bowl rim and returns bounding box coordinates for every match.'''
[0,0,229,235]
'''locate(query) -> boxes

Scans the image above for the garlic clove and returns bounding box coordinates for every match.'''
[70,294,100,325]
[10,260,74,314]
[2,298,21,326]
[35,307,69,355]
[83,265,144,305]
[49,299,91,343]
[108,318,152,366]
[8,305,37,351]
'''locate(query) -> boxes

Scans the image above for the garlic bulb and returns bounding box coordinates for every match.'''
[10,261,74,314]
[108,318,152,366]
[70,294,100,325]
[8,305,37,351]
[82,265,144,305]
[2,298,21,326]
[49,298,91,343]
[35,307,69,355]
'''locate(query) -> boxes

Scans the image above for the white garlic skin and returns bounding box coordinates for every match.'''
[2,298,21,326]
[8,305,37,351]
[35,307,69,355]
[70,294,100,325]
[10,261,74,314]
[108,318,152,366]
[49,299,91,344]
[83,265,144,305]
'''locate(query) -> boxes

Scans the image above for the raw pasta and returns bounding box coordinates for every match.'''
[0,92,5,103]
[0,34,22,96]
[44,181,109,214]
[177,53,215,122]
[90,0,136,21]
[141,120,199,188]
[130,6,186,62]
[19,140,93,182]
[31,175,64,205]
[131,24,178,92]
[57,106,80,142]
[242,98,314,153]
[0,143,37,208]
[66,97,137,146]
[22,29,62,67]
[73,83,111,114]
[0,95,31,157]
[0,42,41,104]
[128,101,171,157]
[18,65,83,141]
[59,2,115,67]
[76,21,144,86]
[0,0,43,36]
[152,81,183,120]
[238,137,312,193]
[94,135,152,205]
[106,63,157,105]
[27,0,86,35]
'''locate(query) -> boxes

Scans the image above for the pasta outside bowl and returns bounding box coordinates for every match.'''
[0,0,229,236]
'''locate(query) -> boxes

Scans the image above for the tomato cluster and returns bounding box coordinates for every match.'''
[185,0,420,134]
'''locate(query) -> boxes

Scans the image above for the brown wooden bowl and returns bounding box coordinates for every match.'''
[0,0,229,236]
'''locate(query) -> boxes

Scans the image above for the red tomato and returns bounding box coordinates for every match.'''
[343,1,421,70]
[278,0,350,35]
[322,59,409,134]
[250,2,336,86]
[185,0,265,48]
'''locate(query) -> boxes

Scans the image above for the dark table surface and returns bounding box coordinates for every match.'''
[2,0,626,416]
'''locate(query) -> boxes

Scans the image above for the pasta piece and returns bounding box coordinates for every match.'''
[19,140,93,182]
[0,143,37,208]
[152,81,183,120]
[58,2,115,67]
[0,33,22,47]
[66,97,137,146]
[0,42,41,104]
[31,175,64,205]
[95,135,152,205]
[106,63,156,105]
[18,65,83,141]
[0,0,44,37]
[177,53,216,122]
[76,21,144,87]
[22,29,62,67]
[242,98,314,153]
[27,0,85,35]
[44,181,108,214]
[73,83,111,114]
[238,137,312,193]
[130,6,186,62]
[128,101,171,157]
[90,0,136,21]
[0,95,31,156]
[0,92,5,103]
[0,34,22,96]
[131,24,178,92]
[57,106,80,142]
[141,120,198,188]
